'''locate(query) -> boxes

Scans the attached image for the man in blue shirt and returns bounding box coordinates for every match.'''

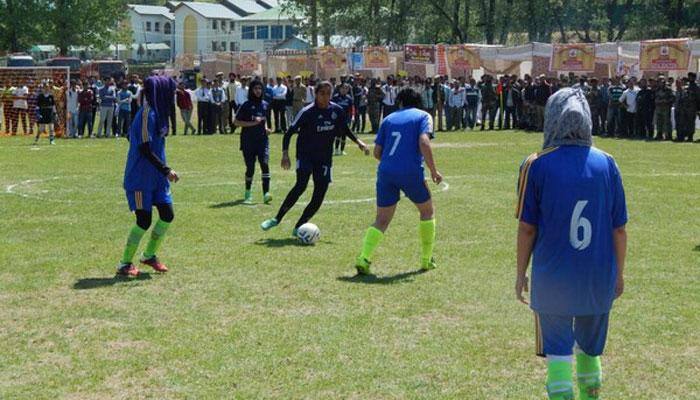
[515,88,628,400]
[355,88,443,275]
[234,79,272,204]
[260,81,369,237]
[118,76,179,277]
[116,82,132,137]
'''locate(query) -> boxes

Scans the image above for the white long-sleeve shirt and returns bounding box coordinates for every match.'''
[67,89,79,113]
[305,85,315,103]
[619,87,639,113]
[448,88,465,107]
[272,84,288,100]
[194,87,212,103]
[382,85,397,106]
[235,85,248,105]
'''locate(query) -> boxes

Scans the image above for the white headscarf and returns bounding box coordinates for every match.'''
[542,87,592,149]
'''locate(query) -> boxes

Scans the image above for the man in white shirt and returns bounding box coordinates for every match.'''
[448,81,465,131]
[67,81,80,138]
[194,79,212,134]
[225,72,239,132]
[211,79,227,134]
[304,79,315,106]
[271,77,288,132]
[382,78,398,118]
[12,82,30,135]
[618,78,639,138]
[232,76,249,134]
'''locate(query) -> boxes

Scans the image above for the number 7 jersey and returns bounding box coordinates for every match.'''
[375,107,433,175]
[516,145,628,316]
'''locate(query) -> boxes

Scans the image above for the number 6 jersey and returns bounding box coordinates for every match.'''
[516,145,628,316]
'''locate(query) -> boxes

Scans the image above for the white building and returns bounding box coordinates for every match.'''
[127,5,175,60]
[173,2,243,55]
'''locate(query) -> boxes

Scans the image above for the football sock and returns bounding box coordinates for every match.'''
[419,219,436,264]
[262,173,270,193]
[576,352,602,400]
[121,225,147,264]
[546,359,575,400]
[340,137,346,152]
[245,175,253,191]
[143,220,170,259]
[360,226,384,261]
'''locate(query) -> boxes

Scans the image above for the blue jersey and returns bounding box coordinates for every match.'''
[123,107,169,192]
[331,94,353,115]
[517,146,628,316]
[236,99,270,150]
[285,102,349,162]
[375,107,432,175]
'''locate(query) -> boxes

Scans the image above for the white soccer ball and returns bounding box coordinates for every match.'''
[297,223,321,245]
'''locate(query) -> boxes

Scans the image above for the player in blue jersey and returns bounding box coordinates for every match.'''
[332,83,354,156]
[118,76,179,277]
[234,79,272,204]
[260,81,370,237]
[515,88,627,400]
[354,88,442,275]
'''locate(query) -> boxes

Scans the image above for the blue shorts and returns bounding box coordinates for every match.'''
[242,143,270,165]
[126,188,172,211]
[376,170,431,207]
[535,313,610,357]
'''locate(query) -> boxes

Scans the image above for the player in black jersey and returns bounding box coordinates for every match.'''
[332,83,354,155]
[34,82,57,145]
[260,81,370,237]
[234,79,272,204]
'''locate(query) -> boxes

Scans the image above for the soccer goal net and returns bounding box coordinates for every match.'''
[0,67,70,137]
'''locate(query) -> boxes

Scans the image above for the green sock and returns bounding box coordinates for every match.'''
[546,360,574,400]
[143,220,171,259]
[419,219,436,264]
[359,226,384,261]
[121,225,147,264]
[576,353,602,400]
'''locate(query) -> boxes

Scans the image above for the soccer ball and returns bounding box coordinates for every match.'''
[297,223,320,245]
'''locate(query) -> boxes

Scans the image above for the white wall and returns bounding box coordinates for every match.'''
[174,9,240,55]
[129,10,175,55]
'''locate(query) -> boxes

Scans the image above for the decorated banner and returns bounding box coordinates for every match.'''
[404,44,435,64]
[239,52,259,73]
[436,45,448,76]
[639,39,691,71]
[550,43,596,72]
[318,47,345,70]
[350,52,364,71]
[285,56,308,77]
[363,47,390,69]
[446,45,481,70]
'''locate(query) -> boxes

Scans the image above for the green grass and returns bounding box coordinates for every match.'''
[0,130,698,399]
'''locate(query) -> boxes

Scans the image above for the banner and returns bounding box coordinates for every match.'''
[639,39,691,71]
[446,45,481,70]
[350,52,364,71]
[239,52,258,73]
[285,56,307,77]
[550,43,596,72]
[363,47,390,69]
[404,44,435,64]
[318,47,345,70]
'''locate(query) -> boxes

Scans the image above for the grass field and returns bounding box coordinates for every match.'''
[0,130,698,399]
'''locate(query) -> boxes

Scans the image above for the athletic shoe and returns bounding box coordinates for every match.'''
[355,256,372,275]
[260,217,279,231]
[263,192,273,204]
[244,190,253,204]
[116,263,140,277]
[341,151,347,156]
[141,256,168,273]
[420,257,437,271]
[50,139,55,145]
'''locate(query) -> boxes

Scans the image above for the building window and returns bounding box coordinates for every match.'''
[155,22,160,32]
[230,21,235,31]
[212,41,218,51]
[212,20,218,30]
[271,25,283,40]
[256,25,269,40]
[285,25,296,39]
[230,42,238,52]
[164,22,171,35]
[242,25,254,40]
[221,41,226,51]
[146,21,151,32]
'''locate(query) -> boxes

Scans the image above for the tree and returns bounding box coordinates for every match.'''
[0,0,46,52]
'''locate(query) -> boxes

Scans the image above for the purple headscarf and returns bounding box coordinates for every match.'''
[143,75,176,137]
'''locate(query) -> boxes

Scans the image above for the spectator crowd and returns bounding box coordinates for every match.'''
[1,70,699,143]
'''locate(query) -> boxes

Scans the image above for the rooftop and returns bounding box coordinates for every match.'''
[128,4,175,20]
[173,2,242,20]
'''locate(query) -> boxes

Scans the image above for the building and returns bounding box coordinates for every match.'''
[173,2,243,55]
[127,5,175,61]
[239,7,299,52]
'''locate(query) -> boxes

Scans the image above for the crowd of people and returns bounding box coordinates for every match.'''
[187,70,700,143]
[1,70,698,143]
